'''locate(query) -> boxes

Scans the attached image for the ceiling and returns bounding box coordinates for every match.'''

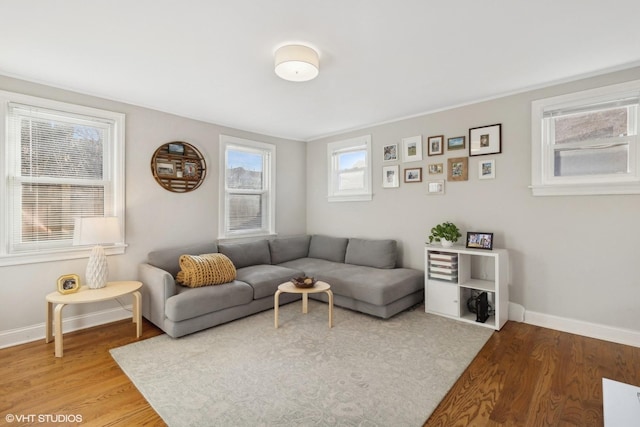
[1,1,640,141]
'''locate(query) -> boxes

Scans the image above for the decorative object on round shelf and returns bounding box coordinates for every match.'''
[291,276,316,288]
[151,141,207,193]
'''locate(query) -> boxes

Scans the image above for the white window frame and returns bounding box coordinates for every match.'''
[531,79,640,196]
[0,90,125,266]
[219,135,276,240]
[327,134,372,202]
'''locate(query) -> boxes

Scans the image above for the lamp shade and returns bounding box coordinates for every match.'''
[274,44,319,82]
[73,217,122,289]
[73,217,122,246]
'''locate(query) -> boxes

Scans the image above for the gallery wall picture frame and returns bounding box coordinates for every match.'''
[402,135,423,162]
[447,157,468,181]
[57,274,80,294]
[382,165,400,188]
[427,135,444,156]
[479,159,496,180]
[404,167,422,183]
[383,144,398,162]
[466,232,494,250]
[469,123,502,156]
[447,136,466,151]
[426,180,445,195]
[428,163,443,175]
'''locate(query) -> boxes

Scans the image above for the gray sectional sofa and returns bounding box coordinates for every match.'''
[138,234,424,338]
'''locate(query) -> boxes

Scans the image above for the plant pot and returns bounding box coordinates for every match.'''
[440,238,454,248]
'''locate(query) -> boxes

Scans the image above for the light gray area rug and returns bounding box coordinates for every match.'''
[111,301,493,426]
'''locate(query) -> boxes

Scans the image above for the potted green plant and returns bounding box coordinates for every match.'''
[428,222,462,247]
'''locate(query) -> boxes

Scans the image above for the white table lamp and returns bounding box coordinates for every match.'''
[73,217,122,289]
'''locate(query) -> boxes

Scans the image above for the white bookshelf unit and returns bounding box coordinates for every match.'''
[425,244,509,330]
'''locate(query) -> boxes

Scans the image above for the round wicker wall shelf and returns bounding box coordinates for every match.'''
[151,141,207,193]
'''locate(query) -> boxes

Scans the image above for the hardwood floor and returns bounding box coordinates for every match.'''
[1,319,638,426]
[425,321,640,426]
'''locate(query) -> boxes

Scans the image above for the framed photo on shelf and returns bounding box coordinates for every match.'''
[447,136,466,151]
[479,159,496,180]
[57,274,80,294]
[447,157,468,181]
[382,165,400,188]
[466,232,494,250]
[168,142,185,155]
[426,180,445,195]
[183,160,198,179]
[469,123,501,156]
[404,167,422,183]
[428,163,443,175]
[402,136,422,162]
[383,144,398,162]
[427,135,444,156]
[156,161,176,177]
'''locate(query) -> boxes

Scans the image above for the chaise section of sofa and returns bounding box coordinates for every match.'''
[138,234,424,338]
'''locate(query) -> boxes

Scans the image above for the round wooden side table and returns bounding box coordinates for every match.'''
[273,280,333,329]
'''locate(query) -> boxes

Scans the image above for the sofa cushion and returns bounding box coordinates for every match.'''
[345,238,397,269]
[235,264,304,299]
[308,235,349,263]
[148,242,218,277]
[269,235,311,264]
[165,280,254,322]
[218,240,271,268]
[317,265,424,306]
[176,253,236,287]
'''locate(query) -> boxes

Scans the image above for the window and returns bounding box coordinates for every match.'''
[219,135,275,239]
[327,135,372,202]
[0,91,125,266]
[531,80,640,195]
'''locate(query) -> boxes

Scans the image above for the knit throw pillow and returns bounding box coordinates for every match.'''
[176,253,236,287]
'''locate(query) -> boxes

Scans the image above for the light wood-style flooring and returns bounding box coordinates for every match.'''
[1,318,638,426]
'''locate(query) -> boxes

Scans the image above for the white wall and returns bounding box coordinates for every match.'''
[307,67,640,338]
[0,75,306,346]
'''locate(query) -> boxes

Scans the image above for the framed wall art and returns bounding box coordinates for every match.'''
[383,144,398,162]
[466,232,494,250]
[479,159,496,180]
[427,135,444,156]
[382,165,399,188]
[57,274,80,294]
[402,135,422,162]
[469,123,501,156]
[428,163,443,175]
[404,167,422,183]
[447,136,466,151]
[447,157,468,181]
[426,180,445,195]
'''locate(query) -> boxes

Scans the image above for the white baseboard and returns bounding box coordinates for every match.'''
[0,305,134,350]
[525,310,640,348]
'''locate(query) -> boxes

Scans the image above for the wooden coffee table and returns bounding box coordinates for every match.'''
[274,280,333,328]
[45,280,142,357]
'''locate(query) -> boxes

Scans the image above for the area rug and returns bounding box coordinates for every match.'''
[110,301,492,426]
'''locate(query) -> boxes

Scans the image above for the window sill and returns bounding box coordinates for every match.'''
[0,244,127,267]
[328,194,372,202]
[530,183,640,196]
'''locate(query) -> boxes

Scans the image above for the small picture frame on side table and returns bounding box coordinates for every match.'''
[57,274,80,294]
[466,232,494,250]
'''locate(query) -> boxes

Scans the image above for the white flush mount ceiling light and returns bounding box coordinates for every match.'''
[274,44,319,82]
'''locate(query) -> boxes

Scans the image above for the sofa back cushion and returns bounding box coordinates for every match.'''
[308,235,349,263]
[218,239,271,268]
[269,235,311,264]
[345,238,397,269]
[148,242,218,277]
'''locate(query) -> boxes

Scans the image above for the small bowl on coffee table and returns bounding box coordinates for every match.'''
[291,276,316,288]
